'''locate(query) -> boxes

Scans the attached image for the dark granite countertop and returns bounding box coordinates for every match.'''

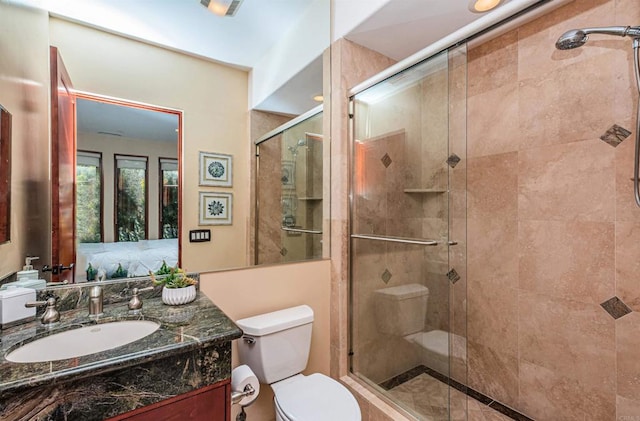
[0,286,242,395]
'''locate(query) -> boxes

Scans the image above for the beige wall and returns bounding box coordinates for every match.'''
[49,18,250,273]
[78,132,177,242]
[0,3,50,279]
[200,260,331,421]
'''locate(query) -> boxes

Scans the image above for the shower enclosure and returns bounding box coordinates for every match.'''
[349,47,467,419]
[255,109,323,265]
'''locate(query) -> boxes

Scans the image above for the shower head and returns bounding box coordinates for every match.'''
[555,29,589,50]
[556,26,640,50]
[288,139,308,155]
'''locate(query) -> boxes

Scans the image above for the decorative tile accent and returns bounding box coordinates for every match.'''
[447,268,461,284]
[447,153,461,168]
[600,124,632,147]
[381,269,392,283]
[600,296,632,319]
[280,247,288,256]
[381,153,393,168]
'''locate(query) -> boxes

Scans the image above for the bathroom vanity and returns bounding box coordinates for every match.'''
[0,277,242,421]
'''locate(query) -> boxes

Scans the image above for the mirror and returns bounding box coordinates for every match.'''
[0,105,11,245]
[74,95,180,281]
[1,0,329,278]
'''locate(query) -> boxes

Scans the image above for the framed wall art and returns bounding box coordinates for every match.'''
[199,151,232,187]
[199,191,232,225]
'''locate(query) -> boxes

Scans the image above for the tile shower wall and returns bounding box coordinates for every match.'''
[466,0,640,419]
[253,111,323,265]
[249,110,292,264]
[256,132,284,264]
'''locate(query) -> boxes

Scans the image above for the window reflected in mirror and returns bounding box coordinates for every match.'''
[76,151,102,243]
[0,105,10,245]
[115,155,148,242]
[160,158,179,239]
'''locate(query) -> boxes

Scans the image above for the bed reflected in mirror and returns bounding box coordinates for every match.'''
[75,95,180,282]
[0,105,11,245]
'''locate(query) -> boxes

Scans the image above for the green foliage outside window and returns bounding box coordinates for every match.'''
[117,167,147,242]
[76,164,101,243]
[161,169,178,239]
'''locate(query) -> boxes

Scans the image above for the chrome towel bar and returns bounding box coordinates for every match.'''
[351,234,438,246]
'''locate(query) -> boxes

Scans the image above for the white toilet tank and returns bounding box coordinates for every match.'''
[236,305,314,384]
[374,284,429,336]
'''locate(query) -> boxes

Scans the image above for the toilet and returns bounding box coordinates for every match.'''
[236,305,361,421]
[374,283,467,376]
[374,284,430,336]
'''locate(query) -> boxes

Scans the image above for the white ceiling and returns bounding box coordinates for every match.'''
[16,0,536,138]
[77,99,178,143]
[17,0,315,69]
[346,0,513,61]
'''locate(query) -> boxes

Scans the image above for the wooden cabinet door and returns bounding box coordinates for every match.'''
[108,382,230,421]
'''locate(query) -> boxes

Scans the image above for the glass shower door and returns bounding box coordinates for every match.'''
[256,111,323,265]
[349,46,467,420]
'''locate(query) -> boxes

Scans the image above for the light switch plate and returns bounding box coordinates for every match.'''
[189,229,211,242]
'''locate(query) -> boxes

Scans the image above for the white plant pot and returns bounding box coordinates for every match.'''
[162,285,197,306]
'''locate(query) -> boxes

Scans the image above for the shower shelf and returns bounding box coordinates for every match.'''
[298,197,322,201]
[403,188,447,194]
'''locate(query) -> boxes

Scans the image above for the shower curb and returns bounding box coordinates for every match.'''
[380,365,535,421]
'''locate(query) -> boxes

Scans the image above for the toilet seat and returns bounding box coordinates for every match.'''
[272,373,361,421]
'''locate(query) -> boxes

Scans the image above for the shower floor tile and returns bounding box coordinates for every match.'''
[387,373,517,421]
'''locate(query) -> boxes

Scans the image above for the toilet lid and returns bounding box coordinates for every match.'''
[274,373,361,421]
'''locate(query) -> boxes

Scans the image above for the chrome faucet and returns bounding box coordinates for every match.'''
[89,285,103,317]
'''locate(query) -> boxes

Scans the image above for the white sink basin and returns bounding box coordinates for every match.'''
[6,320,160,363]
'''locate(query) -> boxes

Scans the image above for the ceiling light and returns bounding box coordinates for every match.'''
[468,0,503,13]
[313,95,324,102]
[200,0,244,17]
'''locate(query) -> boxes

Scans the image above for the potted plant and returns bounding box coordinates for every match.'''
[150,265,197,305]
[111,263,128,279]
[86,263,98,282]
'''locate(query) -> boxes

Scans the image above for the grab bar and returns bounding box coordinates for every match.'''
[281,227,323,235]
[350,234,438,246]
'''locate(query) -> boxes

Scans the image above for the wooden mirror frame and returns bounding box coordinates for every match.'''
[0,105,11,245]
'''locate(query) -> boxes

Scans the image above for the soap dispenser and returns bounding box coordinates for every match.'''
[17,257,39,281]
[8,257,46,290]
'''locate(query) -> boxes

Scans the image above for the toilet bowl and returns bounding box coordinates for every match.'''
[236,305,361,421]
